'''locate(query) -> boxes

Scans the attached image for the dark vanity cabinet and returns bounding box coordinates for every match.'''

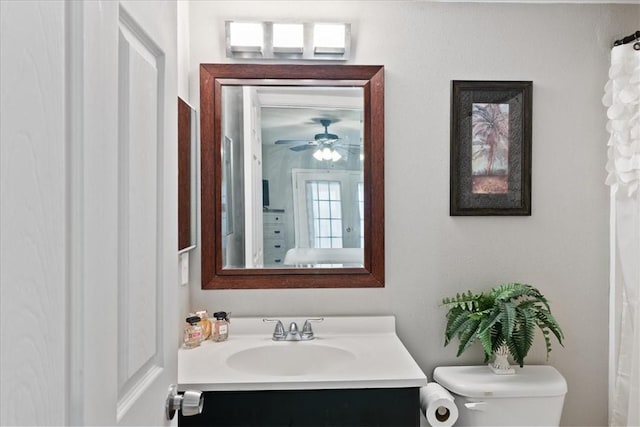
[178,387,420,427]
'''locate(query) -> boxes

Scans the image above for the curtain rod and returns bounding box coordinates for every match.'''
[613,30,640,48]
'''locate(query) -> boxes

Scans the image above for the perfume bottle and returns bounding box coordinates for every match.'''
[211,311,229,342]
[195,310,211,340]
[183,316,202,349]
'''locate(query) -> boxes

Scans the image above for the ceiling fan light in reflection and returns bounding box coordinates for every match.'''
[313,149,323,161]
[313,147,341,162]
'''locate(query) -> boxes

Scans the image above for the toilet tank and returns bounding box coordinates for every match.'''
[433,365,567,426]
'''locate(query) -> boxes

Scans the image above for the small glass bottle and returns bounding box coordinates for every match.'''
[211,311,229,342]
[183,316,202,349]
[195,310,211,341]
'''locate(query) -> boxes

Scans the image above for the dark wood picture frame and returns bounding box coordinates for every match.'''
[450,80,532,216]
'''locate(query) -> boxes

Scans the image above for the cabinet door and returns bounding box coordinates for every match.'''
[179,388,420,427]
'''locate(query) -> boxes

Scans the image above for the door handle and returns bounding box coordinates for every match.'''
[165,384,203,420]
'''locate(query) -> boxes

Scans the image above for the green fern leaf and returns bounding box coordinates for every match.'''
[536,309,564,346]
[541,328,552,360]
[500,301,516,339]
[477,320,494,359]
[521,309,536,361]
[456,317,482,356]
[476,307,502,353]
[510,307,536,367]
[490,283,521,301]
[491,328,505,353]
[478,306,501,328]
[442,290,481,311]
[444,308,470,345]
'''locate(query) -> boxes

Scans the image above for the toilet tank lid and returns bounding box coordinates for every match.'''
[433,365,567,398]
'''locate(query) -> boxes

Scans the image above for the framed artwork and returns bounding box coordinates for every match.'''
[450,80,532,216]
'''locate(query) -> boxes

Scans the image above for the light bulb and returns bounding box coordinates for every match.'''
[322,147,333,160]
[313,24,346,49]
[313,149,324,161]
[273,23,304,49]
[331,150,342,162]
[229,22,263,48]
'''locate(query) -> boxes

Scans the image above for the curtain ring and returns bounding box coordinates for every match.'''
[634,41,640,51]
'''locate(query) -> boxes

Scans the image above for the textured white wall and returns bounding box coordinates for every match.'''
[186,2,640,425]
[177,0,193,339]
[177,0,190,101]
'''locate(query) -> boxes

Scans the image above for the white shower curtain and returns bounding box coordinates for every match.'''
[603,41,640,427]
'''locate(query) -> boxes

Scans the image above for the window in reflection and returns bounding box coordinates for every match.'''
[306,180,343,249]
[292,169,363,254]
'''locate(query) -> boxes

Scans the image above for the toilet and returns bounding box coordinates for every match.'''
[433,365,567,426]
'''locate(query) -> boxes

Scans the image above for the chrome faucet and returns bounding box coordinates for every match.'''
[263,318,324,341]
[286,322,300,341]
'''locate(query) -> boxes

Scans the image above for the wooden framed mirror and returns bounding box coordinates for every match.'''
[200,64,384,289]
[178,97,198,253]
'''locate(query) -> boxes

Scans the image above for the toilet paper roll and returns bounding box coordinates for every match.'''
[420,382,459,427]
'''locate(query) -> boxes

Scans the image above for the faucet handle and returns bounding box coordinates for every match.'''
[301,318,324,340]
[262,319,285,340]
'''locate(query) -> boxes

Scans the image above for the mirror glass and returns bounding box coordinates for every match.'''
[200,64,384,289]
[221,85,364,269]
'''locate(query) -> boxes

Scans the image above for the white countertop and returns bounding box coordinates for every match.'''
[178,316,427,391]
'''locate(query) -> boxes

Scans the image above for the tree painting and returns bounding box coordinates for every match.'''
[471,103,509,194]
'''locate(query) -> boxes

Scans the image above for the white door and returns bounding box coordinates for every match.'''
[243,87,264,267]
[1,1,178,425]
[76,1,179,425]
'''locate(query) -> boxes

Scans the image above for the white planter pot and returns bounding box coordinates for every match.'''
[488,344,515,374]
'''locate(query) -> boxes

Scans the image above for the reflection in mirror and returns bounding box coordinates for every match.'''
[221,85,364,269]
[178,97,198,252]
[200,64,384,289]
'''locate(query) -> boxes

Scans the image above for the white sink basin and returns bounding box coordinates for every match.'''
[226,344,356,376]
[178,316,427,391]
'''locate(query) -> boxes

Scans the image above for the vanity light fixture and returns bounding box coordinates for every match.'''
[225,21,350,60]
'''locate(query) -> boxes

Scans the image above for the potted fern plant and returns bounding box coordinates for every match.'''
[442,283,564,372]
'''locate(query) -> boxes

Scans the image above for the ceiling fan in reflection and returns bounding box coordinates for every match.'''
[274,118,360,162]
